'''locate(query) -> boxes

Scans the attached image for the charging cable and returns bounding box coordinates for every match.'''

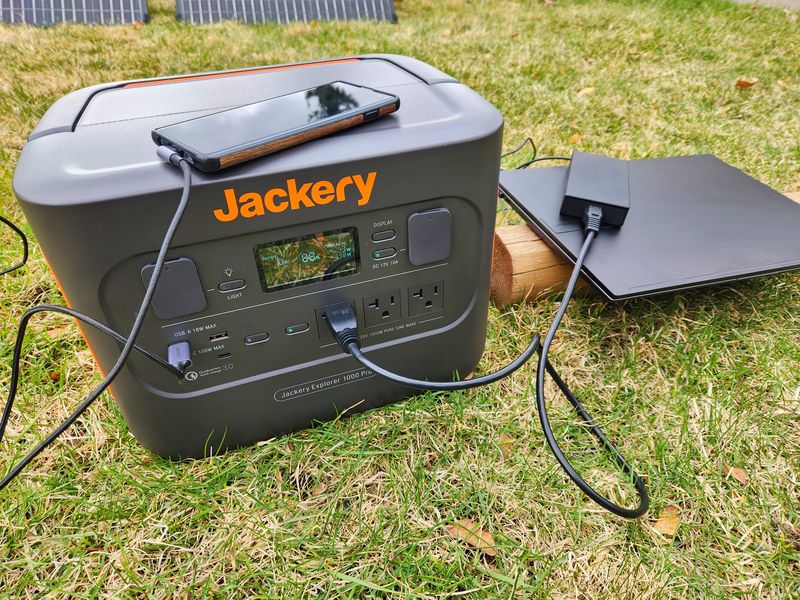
[535,205,648,518]
[0,150,191,491]
[516,155,571,170]
[325,303,541,391]
[501,137,537,167]
[0,214,29,276]
[324,204,649,518]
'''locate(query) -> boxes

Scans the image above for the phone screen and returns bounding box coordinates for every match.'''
[156,81,394,155]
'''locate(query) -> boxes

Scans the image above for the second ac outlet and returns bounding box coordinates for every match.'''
[408,280,444,317]
[363,290,402,328]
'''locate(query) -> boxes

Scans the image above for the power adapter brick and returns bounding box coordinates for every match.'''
[561,151,630,227]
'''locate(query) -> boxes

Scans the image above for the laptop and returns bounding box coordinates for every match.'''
[498,154,800,301]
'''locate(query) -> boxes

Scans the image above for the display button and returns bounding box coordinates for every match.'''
[218,279,246,292]
[373,248,397,260]
[244,332,270,345]
[371,229,396,242]
[285,322,310,335]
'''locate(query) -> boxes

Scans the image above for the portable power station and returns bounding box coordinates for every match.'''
[13,55,503,458]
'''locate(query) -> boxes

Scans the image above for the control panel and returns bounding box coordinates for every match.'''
[101,197,481,395]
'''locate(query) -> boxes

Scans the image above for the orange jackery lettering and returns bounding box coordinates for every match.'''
[214,171,376,222]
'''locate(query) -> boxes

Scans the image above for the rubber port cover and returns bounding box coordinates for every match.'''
[407,207,451,266]
[141,257,207,320]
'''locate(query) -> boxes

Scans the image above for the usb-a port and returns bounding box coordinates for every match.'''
[209,331,229,342]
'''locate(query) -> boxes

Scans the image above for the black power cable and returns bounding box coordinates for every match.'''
[350,336,540,391]
[0,154,191,491]
[0,214,29,276]
[501,137,537,166]
[535,212,649,519]
[322,302,540,391]
[325,205,649,518]
[498,140,569,213]
[516,155,571,170]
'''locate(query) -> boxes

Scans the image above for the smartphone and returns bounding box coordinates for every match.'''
[152,81,400,172]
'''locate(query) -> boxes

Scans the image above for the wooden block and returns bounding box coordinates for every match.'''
[490,191,800,306]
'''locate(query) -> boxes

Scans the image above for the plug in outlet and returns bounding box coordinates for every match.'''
[363,289,402,328]
[315,300,357,338]
[408,280,444,317]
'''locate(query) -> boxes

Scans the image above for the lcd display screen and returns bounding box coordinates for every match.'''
[254,228,359,292]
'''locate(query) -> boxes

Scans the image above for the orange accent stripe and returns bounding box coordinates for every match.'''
[41,254,112,394]
[122,58,360,88]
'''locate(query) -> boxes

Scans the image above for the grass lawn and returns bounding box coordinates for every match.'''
[1,0,799,596]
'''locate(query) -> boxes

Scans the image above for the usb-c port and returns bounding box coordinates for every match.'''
[217,352,232,360]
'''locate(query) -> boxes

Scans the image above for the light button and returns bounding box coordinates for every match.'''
[218,279,246,292]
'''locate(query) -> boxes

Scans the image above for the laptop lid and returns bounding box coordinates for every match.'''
[498,155,800,301]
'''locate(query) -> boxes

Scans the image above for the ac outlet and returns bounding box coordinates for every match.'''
[363,289,402,328]
[408,280,444,317]
[315,300,357,338]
